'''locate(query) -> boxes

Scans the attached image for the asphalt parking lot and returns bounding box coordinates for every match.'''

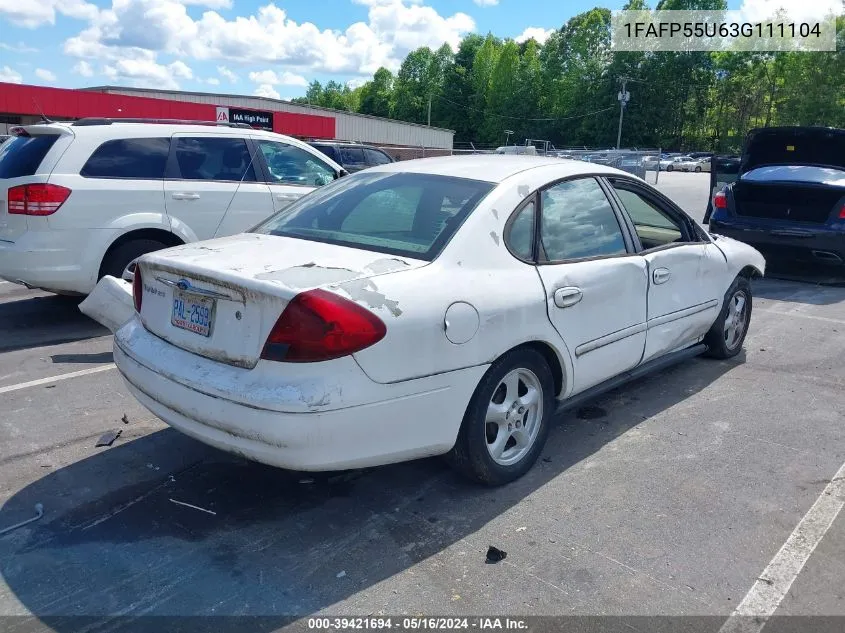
[1,171,844,632]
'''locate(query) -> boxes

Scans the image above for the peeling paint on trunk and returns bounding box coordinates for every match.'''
[256,264,363,288]
[335,278,403,317]
[490,231,500,246]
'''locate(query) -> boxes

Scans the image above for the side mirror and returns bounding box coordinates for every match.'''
[336,168,349,179]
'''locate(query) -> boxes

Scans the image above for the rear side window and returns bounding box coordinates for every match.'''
[310,144,338,162]
[340,147,366,166]
[81,138,170,179]
[365,148,392,166]
[0,135,60,178]
[174,137,257,182]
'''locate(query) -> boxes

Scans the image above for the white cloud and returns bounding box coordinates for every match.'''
[102,57,193,89]
[217,65,238,83]
[473,0,499,6]
[253,83,280,99]
[515,27,554,45]
[204,77,220,85]
[0,65,23,83]
[248,69,308,86]
[61,0,475,78]
[181,0,231,8]
[35,68,58,81]
[0,0,98,29]
[346,77,367,89]
[738,0,843,22]
[73,60,95,77]
[0,42,39,53]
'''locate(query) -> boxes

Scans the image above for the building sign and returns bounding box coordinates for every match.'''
[215,106,273,130]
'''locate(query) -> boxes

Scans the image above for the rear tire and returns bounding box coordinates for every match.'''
[99,239,168,281]
[448,348,555,486]
[704,276,752,359]
[695,166,702,173]
[666,165,674,172]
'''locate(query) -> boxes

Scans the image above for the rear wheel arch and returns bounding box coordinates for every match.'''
[98,229,184,279]
[491,340,566,399]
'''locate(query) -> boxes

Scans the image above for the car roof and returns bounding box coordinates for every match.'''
[20,121,298,140]
[363,155,623,183]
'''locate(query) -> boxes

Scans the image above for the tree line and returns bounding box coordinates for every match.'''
[292,0,844,152]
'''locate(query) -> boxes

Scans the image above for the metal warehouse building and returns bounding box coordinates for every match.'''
[0,82,454,155]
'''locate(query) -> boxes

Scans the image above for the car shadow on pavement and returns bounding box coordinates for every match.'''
[0,354,743,631]
[0,294,108,353]
[753,261,845,307]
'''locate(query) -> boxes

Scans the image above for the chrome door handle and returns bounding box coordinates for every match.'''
[553,287,583,308]
[274,193,300,201]
[653,268,671,284]
[172,192,200,200]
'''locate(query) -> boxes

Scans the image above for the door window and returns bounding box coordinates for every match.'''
[611,185,685,249]
[340,146,366,168]
[173,137,257,182]
[539,178,627,261]
[364,148,392,166]
[257,140,336,187]
[81,138,170,179]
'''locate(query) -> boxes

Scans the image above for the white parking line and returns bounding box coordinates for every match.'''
[719,460,845,633]
[0,364,116,395]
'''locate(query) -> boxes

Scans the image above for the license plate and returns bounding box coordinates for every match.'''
[171,290,215,337]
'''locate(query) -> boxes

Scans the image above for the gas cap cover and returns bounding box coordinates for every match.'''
[443,302,480,344]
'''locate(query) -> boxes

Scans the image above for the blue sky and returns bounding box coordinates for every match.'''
[0,0,833,99]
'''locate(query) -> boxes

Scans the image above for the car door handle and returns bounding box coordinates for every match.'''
[553,287,583,308]
[274,193,300,201]
[172,192,200,201]
[653,268,671,285]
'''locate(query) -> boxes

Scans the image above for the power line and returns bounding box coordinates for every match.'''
[434,94,615,122]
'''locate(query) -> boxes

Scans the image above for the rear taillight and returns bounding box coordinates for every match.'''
[838,204,845,219]
[133,267,143,313]
[8,184,71,216]
[714,191,728,210]
[261,289,386,363]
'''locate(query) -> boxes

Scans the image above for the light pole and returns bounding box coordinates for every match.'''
[616,78,630,150]
[504,129,514,145]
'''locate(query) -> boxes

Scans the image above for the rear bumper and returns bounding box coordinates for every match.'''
[709,218,845,264]
[114,319,488,471]
[0,229,119,293]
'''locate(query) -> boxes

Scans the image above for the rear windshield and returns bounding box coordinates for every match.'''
[0,134,60,178]
[252,172,494,261]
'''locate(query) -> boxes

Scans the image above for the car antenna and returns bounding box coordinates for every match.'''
[32,98,54,124]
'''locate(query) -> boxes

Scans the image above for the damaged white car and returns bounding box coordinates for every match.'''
[82,156,765,485]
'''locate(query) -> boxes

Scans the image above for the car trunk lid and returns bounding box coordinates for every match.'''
[740,127,845,175]
[136,233,425,369]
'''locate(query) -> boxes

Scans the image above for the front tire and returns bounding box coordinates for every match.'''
[666,165,674,172]
[704,276,752,359]
[695,166,702,173]
[448,348,555,485]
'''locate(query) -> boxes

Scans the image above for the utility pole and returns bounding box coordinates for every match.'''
[616,77,630,150]
[427,95,432,127]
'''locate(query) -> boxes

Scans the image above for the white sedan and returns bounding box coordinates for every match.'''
[84,156,765,485]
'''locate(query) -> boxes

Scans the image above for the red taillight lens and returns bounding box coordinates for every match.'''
[7,184,71,216]
[261,289,386,363]
[133,267,143,313]
[838,204,845,219]
[714,191,728,209]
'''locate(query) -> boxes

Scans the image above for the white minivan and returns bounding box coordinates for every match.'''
[0,118,344,295]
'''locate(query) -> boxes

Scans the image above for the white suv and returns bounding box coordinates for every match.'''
[0,119,343,295]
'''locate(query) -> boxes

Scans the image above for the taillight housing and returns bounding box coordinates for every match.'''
[8,184,71,216]
[133,266,143,313]
[261,289,386,363]
[838,204,845,219]
[713,191,728,210]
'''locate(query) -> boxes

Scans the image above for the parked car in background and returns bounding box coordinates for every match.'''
[661,156,694,172]
[0,134,10,145]
[87,155,764,485]
[677,157,710,172]
[308,140,395,173]
[708,126,845,266]
[0,119,343,295]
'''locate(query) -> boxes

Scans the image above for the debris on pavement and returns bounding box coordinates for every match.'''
[121,414,129,424]
[95,429,122,447]
[516,526,527,532]
[336,570,346,578]
[485,546,507,564]
[169,498,217,516]
[0,503,44,536]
